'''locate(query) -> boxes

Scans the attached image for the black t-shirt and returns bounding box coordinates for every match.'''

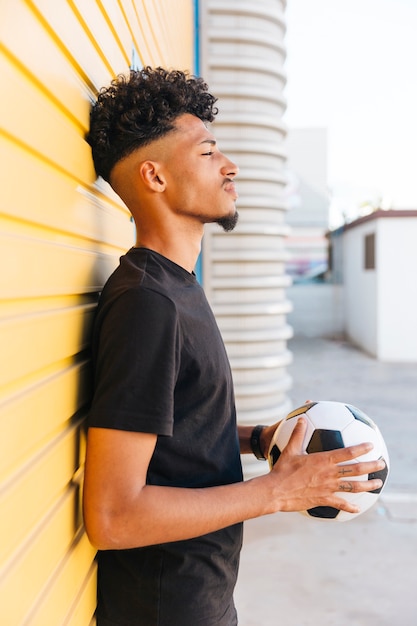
[88,248,243,626]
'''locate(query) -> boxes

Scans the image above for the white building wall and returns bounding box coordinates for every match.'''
[342,211,417,362]
[378,218,417,361]
[344,222,378,356]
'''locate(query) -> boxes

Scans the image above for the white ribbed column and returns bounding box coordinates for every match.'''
[200,0,293,476]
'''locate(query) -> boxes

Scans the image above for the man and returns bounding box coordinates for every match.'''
[83,67,384,626]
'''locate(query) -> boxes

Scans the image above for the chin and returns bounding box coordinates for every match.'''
[216,210,239,232]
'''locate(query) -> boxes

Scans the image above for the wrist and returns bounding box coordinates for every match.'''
[250,425,268,460]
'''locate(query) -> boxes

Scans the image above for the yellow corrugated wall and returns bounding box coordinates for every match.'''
[0,1,194,624]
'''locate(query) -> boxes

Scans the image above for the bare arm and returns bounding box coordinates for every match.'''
[83,426,272,550]
[83,419,384,551]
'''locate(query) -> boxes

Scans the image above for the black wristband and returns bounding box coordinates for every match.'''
[250,425,267,460]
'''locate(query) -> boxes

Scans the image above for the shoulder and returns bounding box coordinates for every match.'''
[95,248,204,338]
[98,249,178,312]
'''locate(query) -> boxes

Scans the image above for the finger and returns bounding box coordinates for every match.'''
[339,482,354,492]
[284,417,307,454]
[338,466,355,476]
[330,478,383,513]
[328,442,375,462]
[338,478,383,493]
[328,496,360,514]
[337,458,385,477]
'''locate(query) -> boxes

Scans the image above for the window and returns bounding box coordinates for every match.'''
[364,233,376,270]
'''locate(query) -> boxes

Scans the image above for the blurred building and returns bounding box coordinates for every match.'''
[285,127,330,281]
[329,209,417,362]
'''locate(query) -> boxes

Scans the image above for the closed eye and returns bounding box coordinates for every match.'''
[199,138,216,156]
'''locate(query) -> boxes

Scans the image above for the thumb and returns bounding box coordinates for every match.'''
[284,418,307,455]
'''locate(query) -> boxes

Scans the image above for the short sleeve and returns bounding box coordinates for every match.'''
[88,287,179,436]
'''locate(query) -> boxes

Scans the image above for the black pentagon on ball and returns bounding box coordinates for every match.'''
[368,456,389,493]
[269,443,281,466]
[346,404,376,429]
[306,429,344,454]
[307,506,340,519]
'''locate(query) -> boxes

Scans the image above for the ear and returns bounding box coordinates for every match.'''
[139,161,166,192]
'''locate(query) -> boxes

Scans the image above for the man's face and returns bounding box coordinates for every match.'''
[160,114,239,231]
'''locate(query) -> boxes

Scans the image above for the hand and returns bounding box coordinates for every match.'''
[267,418,385,514]
[260,401,313,458]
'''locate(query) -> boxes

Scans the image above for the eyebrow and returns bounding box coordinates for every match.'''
[198,139,216,146]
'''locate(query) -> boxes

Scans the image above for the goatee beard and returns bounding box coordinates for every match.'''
[216,211,239,232]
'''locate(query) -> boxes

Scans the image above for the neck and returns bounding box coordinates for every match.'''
[134,224,203,274]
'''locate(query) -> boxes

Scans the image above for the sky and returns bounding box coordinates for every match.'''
[284,0,417,227]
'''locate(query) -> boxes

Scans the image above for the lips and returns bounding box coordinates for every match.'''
[223,180,238,199]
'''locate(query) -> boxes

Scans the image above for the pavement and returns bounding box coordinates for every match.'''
[234,335,417,626]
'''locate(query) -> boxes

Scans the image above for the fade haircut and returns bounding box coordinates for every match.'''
[86,67,218,183]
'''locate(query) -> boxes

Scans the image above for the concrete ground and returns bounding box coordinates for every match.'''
[235,336,417,626]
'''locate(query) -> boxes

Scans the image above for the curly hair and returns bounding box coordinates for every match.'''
[86,67,218,183]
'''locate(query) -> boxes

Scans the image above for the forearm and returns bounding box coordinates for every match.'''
[84,474,274,550]
[83,427,275,550]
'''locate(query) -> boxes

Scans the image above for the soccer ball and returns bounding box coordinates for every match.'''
[268,401,390,522]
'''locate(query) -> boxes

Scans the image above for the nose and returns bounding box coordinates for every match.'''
[221,156,239,178]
